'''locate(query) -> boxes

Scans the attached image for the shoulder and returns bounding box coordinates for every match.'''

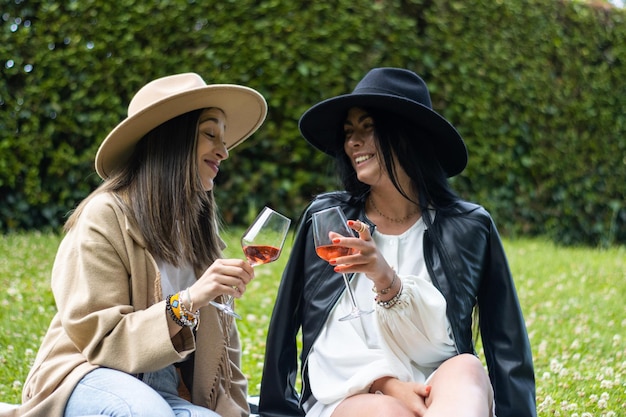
[434,201,496,237]
[299,191,363,222]
[449,201,491,222]
[308,191,355,212]
[67,192,132,244]
[82,192,123,217]
[76,193,126,230]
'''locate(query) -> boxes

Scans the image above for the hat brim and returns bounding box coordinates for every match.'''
[299,93,467,177]
[95,85,267,179]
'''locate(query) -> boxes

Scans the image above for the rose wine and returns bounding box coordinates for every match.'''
[243,245,281,266]
[315,245,354,262]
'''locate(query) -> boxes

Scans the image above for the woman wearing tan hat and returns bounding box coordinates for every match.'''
[10,73,267,417]
[259,68,535,417]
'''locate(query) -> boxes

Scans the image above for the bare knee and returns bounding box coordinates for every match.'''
[450,353,491,386]
[426,354,494,416]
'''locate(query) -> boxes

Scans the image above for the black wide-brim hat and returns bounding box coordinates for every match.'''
[298,67,468,177]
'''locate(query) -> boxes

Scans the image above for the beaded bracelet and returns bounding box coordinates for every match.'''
[166,294,186,327]
[375,281,403,309]
[166,293,199,329]
[372,273,397,295]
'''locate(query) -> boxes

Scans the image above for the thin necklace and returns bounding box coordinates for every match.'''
[369,196,420,224]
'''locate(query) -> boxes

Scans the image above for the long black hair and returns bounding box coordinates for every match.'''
[336,107,461,213]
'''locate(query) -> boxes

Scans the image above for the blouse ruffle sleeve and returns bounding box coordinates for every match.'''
[375,274,457,381]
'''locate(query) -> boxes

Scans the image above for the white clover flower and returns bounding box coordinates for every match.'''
[542,372,552,380]
[550,358,563,373]
[600,379,613,389]
[541,395,555,406]
[12,380,22,389]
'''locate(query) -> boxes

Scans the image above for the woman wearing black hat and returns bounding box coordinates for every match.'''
[259,68,536,417]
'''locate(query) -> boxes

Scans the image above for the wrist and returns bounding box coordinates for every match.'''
[371,272,397,296]
[373,274,401,302]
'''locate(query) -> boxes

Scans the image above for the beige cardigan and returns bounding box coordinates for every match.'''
[5,193,249,417]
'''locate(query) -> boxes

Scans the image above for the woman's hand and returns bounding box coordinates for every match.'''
[188,258,255,309]
[328,219,396,291]
[370,377,431,416]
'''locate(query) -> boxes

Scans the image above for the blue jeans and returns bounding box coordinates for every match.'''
[64,366,220,417]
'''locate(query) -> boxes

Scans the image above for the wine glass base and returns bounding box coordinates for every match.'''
[338,308,374,322]
[209,300,242,319]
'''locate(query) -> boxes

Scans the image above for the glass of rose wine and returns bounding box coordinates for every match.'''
[312,206,373,321]
[210,206,291,319]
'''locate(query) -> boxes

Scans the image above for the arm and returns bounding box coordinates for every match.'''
[52,195,190,373]
[259,214,308,417]
[479,218,536,417]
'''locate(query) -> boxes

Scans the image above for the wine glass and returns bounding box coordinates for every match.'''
[210,206,291,319]
[312,206,373,321]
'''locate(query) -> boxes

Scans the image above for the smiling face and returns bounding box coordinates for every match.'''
[343,106,416,195]
[342,107,387,186]
[196,108,228,191]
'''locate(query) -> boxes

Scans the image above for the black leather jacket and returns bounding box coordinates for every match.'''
[259,192,536,417]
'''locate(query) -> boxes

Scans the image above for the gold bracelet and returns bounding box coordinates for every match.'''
[375,281,404,309]
[372,273,397,295]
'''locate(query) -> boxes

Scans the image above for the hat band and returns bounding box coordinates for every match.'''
[353,86,402,95]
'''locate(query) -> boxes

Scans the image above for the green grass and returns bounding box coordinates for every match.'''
[1,231,625,416]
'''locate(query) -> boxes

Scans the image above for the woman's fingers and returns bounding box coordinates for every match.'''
[348,220,370,240]
[192,258,255,304]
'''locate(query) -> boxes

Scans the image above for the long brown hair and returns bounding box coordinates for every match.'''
[65,109,223,270]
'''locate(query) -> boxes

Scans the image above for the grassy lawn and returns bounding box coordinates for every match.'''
[1,230,624,415]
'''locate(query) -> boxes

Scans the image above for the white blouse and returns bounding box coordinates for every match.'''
[305,217,457,417]
[157,258,197,299]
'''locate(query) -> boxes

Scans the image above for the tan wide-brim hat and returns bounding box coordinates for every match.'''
[95,72,267,179]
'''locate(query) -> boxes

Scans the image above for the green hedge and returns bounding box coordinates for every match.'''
[1,0,624,246]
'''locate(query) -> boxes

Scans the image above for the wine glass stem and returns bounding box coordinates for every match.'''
[342,273,360,311]
[224,262,259,308]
